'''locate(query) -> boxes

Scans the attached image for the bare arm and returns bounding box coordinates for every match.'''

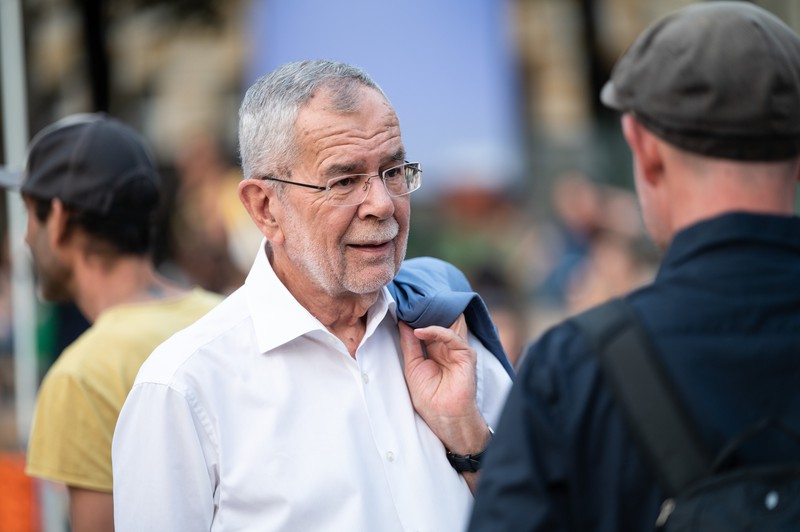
[398,316,491,493]
[68,486,114,532]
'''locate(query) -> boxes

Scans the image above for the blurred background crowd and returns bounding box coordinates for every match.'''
[0,0,797,529]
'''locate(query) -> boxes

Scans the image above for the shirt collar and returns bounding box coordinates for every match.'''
[244,239,397,354]
[657,212,800,279]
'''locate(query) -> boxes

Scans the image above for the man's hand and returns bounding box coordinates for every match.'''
[398,316,488,456]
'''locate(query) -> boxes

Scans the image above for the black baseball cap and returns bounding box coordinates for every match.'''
[0,113,160,215]
[601,1,800,161]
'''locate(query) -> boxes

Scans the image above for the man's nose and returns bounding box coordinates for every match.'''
[359,175,395,216]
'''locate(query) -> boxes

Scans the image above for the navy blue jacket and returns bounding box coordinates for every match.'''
[391,256,515,378]
[469,213,800,531]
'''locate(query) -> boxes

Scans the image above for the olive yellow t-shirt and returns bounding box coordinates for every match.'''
[26,288,222,491]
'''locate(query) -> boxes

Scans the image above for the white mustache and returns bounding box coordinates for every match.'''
[345,220,399,245]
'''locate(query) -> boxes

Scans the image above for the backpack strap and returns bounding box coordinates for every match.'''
[570,298,712,496]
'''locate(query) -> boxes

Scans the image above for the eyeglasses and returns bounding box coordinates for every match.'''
[260,161,422,206]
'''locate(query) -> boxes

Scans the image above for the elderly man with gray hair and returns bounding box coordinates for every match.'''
[112,60,512,531]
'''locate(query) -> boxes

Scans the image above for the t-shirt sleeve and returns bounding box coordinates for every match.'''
[26,367,115,491]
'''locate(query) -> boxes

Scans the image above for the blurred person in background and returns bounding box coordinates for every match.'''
[0,113,222,532]
[112,60,512,531]
[168,132,262,295]
[563,186,657,315]
[469,2,800,531]
[522,171,656,346]
[532,170,604,308]
[564,229,656,314]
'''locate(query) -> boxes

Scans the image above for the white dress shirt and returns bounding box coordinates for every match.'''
[112,243,512,532]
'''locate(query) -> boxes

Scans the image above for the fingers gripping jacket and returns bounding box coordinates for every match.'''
[389,256,515,378]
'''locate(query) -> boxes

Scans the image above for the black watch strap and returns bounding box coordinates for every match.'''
[446,448,486,473]
[445,425,494,473]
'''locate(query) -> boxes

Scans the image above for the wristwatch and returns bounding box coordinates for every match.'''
[445,425,494,473]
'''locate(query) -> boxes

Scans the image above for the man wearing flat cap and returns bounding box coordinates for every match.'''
[2,113,222,531]
[469,2,800,531]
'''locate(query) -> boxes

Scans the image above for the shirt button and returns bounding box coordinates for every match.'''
[362,372,370,384]
[386,451,395,462]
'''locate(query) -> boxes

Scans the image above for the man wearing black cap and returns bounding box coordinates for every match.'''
[3,113,221,532]
[469,2,800,531]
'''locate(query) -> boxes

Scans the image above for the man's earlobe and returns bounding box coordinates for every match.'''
[238,179,283,241]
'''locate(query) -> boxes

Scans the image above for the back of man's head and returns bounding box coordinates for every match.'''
[601,1,800,162]
[3,113,161,255]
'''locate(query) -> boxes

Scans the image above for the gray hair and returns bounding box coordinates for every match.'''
[238,60,388,181]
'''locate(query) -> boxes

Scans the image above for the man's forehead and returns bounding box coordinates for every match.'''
[294,88,401,145]
[300,84,395,119]
[319,146,407,177]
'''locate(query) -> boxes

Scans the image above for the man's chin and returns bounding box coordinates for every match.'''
[344,263,397,295]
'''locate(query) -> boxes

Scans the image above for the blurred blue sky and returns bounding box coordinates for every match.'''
[243,0,526,197]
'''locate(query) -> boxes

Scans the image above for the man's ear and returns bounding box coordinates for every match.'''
[621,113,664,186]
[48,198,72,247]
[238,179,285,244]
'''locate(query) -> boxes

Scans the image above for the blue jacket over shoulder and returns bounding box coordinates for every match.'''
[391,256,515,378]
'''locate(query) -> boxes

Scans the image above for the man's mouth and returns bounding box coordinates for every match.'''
[345,221,399,251]
[349,240,392,249]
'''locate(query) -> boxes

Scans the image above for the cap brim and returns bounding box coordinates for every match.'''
[0,167,22,191]
[600,80,624,111]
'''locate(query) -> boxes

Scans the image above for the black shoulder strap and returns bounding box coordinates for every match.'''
[571,298,712,496]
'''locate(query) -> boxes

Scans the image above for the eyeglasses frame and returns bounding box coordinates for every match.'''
[259,161,421,205]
